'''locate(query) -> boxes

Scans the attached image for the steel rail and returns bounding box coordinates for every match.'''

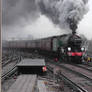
[59,64,92,82]
[47,64,88,92]
[2,57,19,67]
[73,64,92,72]
[49,60,92,82]
[2,65,17,82]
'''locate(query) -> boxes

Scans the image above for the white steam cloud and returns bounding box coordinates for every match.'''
[37,0,88,31]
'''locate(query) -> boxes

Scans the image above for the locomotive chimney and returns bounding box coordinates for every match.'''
[67,18,77,35]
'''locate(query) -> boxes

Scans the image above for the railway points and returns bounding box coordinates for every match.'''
[2,57,20,80]
[60,64,92,81]
[47,61,92,92]
[2,65,17,82]
[2,49,92,92]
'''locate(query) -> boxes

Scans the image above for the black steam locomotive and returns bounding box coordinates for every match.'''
[58,34,85,63]
[3,33,85,63]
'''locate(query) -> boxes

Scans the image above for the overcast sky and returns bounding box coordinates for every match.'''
[2,0,92,40]
[78,0,92,40]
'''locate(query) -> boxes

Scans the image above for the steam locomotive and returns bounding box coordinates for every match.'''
[3,33,85,63]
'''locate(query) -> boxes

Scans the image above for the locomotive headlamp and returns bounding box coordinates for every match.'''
[81,47,85,51]
[68,47,71,51]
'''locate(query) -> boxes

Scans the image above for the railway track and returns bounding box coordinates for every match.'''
[2,65,17,82]
[47,64,87,92]
[2,57,20,74]
[2,56,21,82]
[75,64,92,72]
[2,56,20,67]
[2,56,9,62]
[60,63,92,81]
[83,62,92,68]
[2,51,21,66]
[47,61,92,92]
[2,50,92,92]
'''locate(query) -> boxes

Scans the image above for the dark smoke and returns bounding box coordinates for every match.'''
[37,0,89,33]
[2,0,40,26]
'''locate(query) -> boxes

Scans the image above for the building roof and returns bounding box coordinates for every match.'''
[17,59,45,66]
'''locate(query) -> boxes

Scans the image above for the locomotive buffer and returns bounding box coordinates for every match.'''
[17,59,47,75]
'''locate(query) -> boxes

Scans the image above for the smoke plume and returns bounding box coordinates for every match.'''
[37,0,88,32]
[2,0,40,26]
